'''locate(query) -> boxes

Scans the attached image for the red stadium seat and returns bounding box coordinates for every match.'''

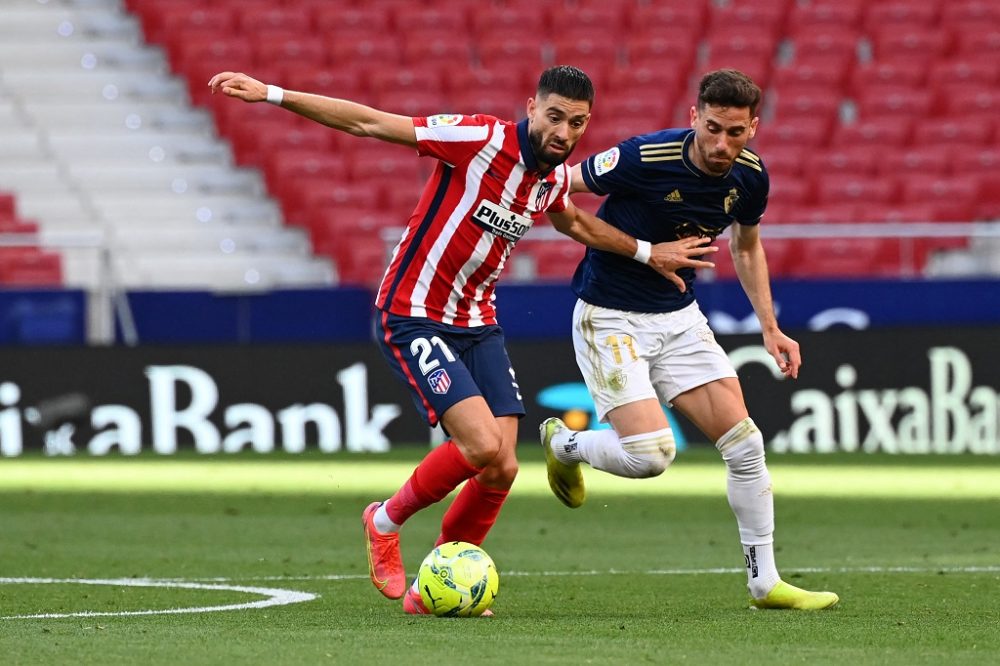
[768,87,842,123]
[708,2,788,33]
[751,116,831,150]
[283,179,382,227]
[855,86,934,119]
[238,7,311,34]
[849,61,927,96]
[551,33,623,73]
[255,36,327,68]
[854,202,937,224]
[315,233,391,287]
[628,3,708,33]
[282,66,366,99]
[706,32,778,61]
[470,7,546,37]
[393,5,469,33]
[872,25,951,61]
[789,28,861,60]
[626,29,699,76]
[605,64,686,100]
[350,150,427,185]
[770,57,851,90]
[757,145,804,178]
[788,238,903,279]
[449,89,523,120]
[519,240,584,281]
[768,177,813,205]
[375,90,447,117]
[313,6,392,35]
[0,248,63,286]
[921,120,992,152]
[941,0,999,26]
[814,174,898,206]
[368,67,444,95]
[787,0,864,30]
[264,150,349,189]
[231,118,337,167]
[878,146,950,178]
[950,25,1000,57]
[401,32,474,69]
[444,68,528,96]
[838,116,914,147]
[552,5,626,34]
[941,86,1000,118]
[789,203,861,224]
[897,174,981,222]
[702,54,773,89]
[329,35,402,68]
[476,34,545,70]
[802,145,878,178]
[927,58,1000,92]
[863,1,940,31]
[711,237,796,279]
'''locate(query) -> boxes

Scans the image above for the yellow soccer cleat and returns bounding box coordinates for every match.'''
[749,580,840,610]
[539,417,586,509]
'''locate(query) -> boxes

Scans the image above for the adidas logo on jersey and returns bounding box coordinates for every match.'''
[664,189,683,202]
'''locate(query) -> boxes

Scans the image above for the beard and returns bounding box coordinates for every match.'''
[529,128,573,168]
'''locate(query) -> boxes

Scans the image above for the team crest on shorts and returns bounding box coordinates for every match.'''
[594,147,620,175]
[427,368,452,394]
[428,114,463,127]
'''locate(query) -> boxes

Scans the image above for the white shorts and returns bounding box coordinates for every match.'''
[572,299,737,422]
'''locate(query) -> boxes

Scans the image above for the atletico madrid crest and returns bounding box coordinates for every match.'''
[427,368,452,395]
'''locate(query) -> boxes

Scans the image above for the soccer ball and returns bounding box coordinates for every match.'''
[417,541,499,617]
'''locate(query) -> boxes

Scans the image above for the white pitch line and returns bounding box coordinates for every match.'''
[0,577,317,620]
[181,564,1000,583]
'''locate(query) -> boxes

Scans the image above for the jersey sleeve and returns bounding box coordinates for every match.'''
[579,137,642,197]
[544,164,572,214]
[414,114,493,166]
[737,168,769,225]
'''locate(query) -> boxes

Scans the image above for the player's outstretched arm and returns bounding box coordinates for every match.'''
[207,71,417,147]
[547,202,717,292]
[730,223,801,378]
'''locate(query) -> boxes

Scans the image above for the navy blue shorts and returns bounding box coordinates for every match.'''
[375,311,525,427]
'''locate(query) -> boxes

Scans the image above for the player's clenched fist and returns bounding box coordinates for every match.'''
[208,72,267,102]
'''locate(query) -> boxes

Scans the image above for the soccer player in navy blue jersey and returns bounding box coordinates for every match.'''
[540,69,840,610]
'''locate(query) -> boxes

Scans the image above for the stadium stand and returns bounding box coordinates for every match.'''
[1,0,998,290]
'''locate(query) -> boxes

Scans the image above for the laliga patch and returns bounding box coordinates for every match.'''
[593,147,620,175]
[427,368,452,395]
[428,114,463,127]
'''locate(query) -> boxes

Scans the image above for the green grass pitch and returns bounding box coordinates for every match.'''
[2,446,999,665]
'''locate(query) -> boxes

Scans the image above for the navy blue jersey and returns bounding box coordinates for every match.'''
[574,128,769,313]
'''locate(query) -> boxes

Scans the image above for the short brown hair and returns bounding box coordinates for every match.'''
[697,69,761,117]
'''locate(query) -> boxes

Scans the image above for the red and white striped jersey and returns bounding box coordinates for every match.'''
[374,114,571,327]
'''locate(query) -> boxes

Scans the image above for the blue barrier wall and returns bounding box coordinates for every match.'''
[2,279,998,345]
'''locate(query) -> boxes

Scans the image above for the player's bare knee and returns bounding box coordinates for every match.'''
[478,452,518,487]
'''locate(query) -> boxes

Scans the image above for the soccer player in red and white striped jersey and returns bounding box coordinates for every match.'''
[209,66,712,613]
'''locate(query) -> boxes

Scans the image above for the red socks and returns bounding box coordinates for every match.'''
[384,441,481,526]
[437,476,510,546]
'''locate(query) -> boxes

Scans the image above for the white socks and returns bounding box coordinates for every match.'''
[716,418,780,598]
[551,426,676,478]
[373,502,400,534]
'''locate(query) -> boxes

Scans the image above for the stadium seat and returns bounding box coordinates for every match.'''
[863,1,940,32]
[706,32,778,61]
[768,87,841,123]
[264,150,349,190]
[449,89,522,120]
[551,34,622,76]
[768,177,812,206]
[787,203,860,224]
[628,3,708,33]
[757,145,804,178]
[855,86,934,119]
[476,34,544,70]
[369,67,444,96]
[350,150,426,185]
[281,66,366,99]
[788,28,861,61]
[321,234,390,287]
[518,239,584,281]
[376,90,449,118]
[787,238,903,278]
[927,58,999,92]
[949,25,1000,56]
[770,57,851,90]
[941,87,1000,118]
[920,118,991,148]
[626,29,699,76]
[872,25,951,61]
[238,7,311,34]
[329,35,402,68]
[393,5,469,33]
[751,116,831,150]
[803,145,878,178]
[838,116,913,147]
[444,68,527,96]
[787,0,865,31]
[401,32,474,69]
[877,146,949,178]
[470,7,546,37]
[0,248,63,286]
[854,202,937,224]
[255,36,328,68]
[849,61,927,96]
[711,237,796,279]
[702,54,773,90]
[281,178,382,228]
[708,2,788,34]
[313,6,392,35]
[897,174,981,222]
[941,0,999,26]
[814,174,897,206]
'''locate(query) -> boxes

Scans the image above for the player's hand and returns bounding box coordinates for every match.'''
[207,72,267,103]
[647,237,718,292]
[762,328,801,379]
